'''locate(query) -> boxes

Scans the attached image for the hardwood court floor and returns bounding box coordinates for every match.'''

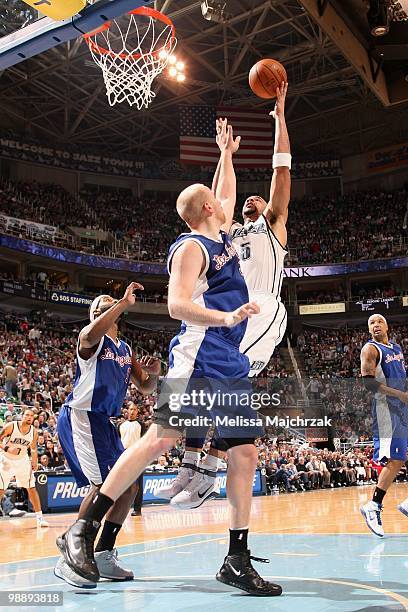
[1,484,408,611]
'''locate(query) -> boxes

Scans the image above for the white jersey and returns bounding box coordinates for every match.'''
[230,214,287,296]
[230,214,288,377]
[5,421,34,458]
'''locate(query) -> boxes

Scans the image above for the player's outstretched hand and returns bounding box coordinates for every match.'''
[224,301,260,328]
[123,281,144,306]
[216,118,241,154]
[139,355,161,376]
[216,117,228,150]
[227,124,241,154]
[270,81,288,120]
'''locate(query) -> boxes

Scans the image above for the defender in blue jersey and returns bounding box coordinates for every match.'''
[360,314,408,537]
[60,128,283,597]
[56,284,160,588]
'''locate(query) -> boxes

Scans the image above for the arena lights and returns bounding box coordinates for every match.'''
[165,53,186,82]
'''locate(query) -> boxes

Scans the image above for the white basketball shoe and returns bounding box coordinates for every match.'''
[397,498,408,518]
[171,471,219,509]
[153,467,194,500]
[360,501,384,537]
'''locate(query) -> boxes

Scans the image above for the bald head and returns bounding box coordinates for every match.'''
[176,184,214,228]
[368,313,388,343]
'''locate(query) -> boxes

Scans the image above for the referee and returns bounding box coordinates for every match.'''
[119,402,146,516]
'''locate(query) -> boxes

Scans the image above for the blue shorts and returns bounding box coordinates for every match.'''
[372,398,408,463]
[57,405,124,488]
[154,330,264,439]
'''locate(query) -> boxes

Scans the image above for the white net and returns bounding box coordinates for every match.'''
[84,9,177,108]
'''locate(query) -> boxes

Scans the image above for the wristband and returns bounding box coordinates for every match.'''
[273,153,292,169]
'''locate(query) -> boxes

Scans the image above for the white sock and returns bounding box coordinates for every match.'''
[35,511,42,520]
[183,450,201,467]
[201,453,220,474]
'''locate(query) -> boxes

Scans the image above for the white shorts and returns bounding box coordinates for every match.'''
[240,293,287,378]
[0,453,35,489]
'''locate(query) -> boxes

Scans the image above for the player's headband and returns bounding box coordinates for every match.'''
[368,313,387,326]
[89,295,118,321]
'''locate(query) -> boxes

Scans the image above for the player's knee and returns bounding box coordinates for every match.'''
[229,442,258,467]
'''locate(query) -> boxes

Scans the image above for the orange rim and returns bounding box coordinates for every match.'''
[83,6,176,61]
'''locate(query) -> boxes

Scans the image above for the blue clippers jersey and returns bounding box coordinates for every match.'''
[65,335,132,417]
[367,339,407,409]
[168,231,249,347]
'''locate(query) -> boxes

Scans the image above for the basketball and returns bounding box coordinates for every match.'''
[249,59,288,99]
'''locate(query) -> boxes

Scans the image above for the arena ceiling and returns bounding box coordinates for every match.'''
[0,0,407,159]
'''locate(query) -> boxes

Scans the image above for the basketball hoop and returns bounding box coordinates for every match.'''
[83,6,177,108]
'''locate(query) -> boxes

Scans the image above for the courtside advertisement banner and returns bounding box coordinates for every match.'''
[35,470,265,511]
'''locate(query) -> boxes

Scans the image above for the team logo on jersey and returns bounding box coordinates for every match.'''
[232,222,266,239]
[10,438,30,447]
[213,243,239,271]
[100,348,132,367]
[385,352,405,364]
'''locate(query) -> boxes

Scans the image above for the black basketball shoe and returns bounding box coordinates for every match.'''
[56,519,100,582]
[216,550,282,596]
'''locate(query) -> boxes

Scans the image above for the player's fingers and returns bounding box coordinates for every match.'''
[130,281,144,290]
[248,301,260,314]
[235,136,241,146]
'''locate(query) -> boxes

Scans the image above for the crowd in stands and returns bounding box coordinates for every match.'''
[1,310,407,492]
[0,177,406,266]
[0,1,35,35]
[287,188,407,265]
[296,325,408,440]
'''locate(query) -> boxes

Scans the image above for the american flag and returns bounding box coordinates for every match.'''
[180,106,274,168]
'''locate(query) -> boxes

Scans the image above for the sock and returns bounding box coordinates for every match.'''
[201,453,220,474]
[35,511,42,520]
[84,492,114,524]
[228,527,248,556]
[183,450,201,467]
[372,487,386,505]
[95,521,122,552]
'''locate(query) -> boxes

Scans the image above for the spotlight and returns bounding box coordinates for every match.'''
[176,73,186,82]
[367,0,390,36]
[158,49,168,60]
[169,67,177,77]
[201,1,227,23]
[168,55,177,65]
[176,61,185,71]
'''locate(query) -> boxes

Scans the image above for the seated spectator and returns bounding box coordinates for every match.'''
[38,454,51,471]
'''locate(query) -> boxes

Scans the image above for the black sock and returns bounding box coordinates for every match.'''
[84,492,114,524]
[228,528,248,556]
[95,521,122,552]
[372,487,386,505]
